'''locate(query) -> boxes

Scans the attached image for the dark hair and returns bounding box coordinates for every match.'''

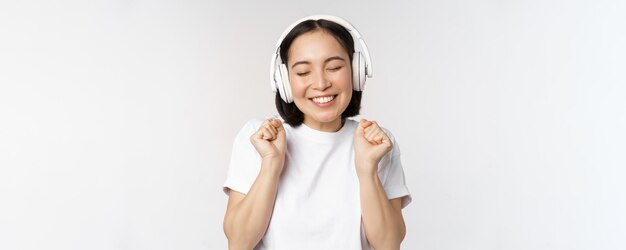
[275,19,362,127]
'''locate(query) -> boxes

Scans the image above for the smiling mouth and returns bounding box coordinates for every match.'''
[310,95,337,104]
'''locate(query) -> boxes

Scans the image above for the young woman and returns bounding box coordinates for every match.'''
[223,15,411,250]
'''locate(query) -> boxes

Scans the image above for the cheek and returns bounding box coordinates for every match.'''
[335,70,353,90]
[288,77,306,94]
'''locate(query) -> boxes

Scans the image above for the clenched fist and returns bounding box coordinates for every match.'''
[353,119,393,175]
[250,119,287,171]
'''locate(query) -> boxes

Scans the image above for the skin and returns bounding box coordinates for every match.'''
[287,29,353,132]
[223,29,406,250]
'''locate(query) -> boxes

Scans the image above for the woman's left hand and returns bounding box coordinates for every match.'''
[353,119,393,174]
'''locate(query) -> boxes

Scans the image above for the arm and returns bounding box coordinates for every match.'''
[354,119,407,250]
[223,119,286,250]
[223,158,282,250]
[357,161,406,250]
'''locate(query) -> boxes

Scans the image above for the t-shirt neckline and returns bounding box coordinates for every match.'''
[291,119,355,144]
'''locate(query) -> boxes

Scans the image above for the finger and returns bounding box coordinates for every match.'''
[365,122,388,144]
[375,130,392,146]
[274,119,286,130]
[264,126,278,140]
[257,121,276,141]
[264,122,277,135]
[367,130,384,144]
[253,127,269,140]
[358,119,373,134]
[382,135,393,147]
[269,119,281,127]
[364,123,380,139]
[271,119,286,137]
[364,120,378,129]
[362,119,373,128]
[362,126,377,143]
[261,119,278,135]
[369,121,379,129]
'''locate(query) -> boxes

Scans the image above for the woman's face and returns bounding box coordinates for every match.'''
[287,30,353,131]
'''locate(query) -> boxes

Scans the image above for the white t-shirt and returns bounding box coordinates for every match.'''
[223,115,412,250]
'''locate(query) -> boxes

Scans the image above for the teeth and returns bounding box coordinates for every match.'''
[312,95,335,104]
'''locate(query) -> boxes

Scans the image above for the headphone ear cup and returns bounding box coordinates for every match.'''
[279,64,293,103]
[352,52,366,91]
[274,62,286,102]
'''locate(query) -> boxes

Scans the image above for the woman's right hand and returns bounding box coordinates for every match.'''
[250,119,287,171]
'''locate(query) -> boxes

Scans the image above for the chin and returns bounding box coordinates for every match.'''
[311,113,342,123]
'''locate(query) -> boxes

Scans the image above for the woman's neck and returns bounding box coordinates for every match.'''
[303,117,344,132]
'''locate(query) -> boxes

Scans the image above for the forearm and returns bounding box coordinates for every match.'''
[357,161,406,250]
[224,159,282,249]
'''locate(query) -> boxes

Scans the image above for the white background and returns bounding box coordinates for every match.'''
[1,0,625,249]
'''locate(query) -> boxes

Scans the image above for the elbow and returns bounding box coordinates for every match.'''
[223,215,259,250]
[223,213,234,241]
[224,228,256,250]
[370,236,404,250]
[227,241,255,250]
[369,224,406,250]
[395,220,407,246]
[225,233,258,250]
[399,221,406,242]
[392,216,407,245]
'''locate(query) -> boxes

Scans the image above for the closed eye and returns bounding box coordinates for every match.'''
[328,66,343,71]
[296,72,310,76]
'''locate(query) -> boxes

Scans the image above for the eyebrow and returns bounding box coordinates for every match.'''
[290,56,346,69]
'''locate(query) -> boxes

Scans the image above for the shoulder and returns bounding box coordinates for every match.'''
[343,118,359,131]
[231,115,282,149]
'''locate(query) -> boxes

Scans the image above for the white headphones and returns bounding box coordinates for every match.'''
[270,15,373,103]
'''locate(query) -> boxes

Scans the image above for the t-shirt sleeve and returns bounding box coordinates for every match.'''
[378,128,412,209]
[223,119,263,196]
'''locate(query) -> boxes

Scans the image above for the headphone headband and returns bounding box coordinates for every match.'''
[274,15,362,47]
[271,15,373,78]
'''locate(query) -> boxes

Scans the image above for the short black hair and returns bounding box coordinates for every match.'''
[275,19,362,127]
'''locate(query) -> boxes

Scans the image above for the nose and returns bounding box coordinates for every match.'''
[311,70,331,91]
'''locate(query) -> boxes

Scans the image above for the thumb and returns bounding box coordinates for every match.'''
[270,119,284,132]
[357,119,373,134]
